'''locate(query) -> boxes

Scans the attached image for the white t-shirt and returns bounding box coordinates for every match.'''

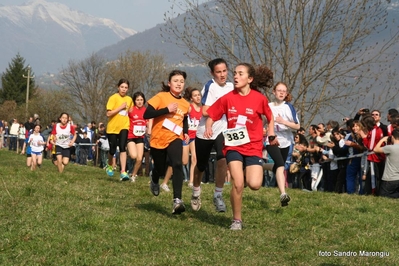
[196,79,234,140]
[268,101,299,148]
[9,122,19,135]
[29,133,45,153]
[55,123,72,149]
[19,127,26,140]
[381,144,399,181]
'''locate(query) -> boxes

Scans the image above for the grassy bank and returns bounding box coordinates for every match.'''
[0,149,397,265]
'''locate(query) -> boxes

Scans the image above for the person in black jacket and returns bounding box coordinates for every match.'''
[79,131,91,165]
[330,129,350,193]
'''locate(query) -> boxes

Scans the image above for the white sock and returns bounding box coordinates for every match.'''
[193,186,201,197]
[214,187,223,197]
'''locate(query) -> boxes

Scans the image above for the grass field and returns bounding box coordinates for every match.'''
[0,149,398,265]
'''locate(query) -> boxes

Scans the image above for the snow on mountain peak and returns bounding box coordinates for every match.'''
[0,0,136,39]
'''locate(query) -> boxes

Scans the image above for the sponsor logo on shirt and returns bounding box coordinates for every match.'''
[228,106,237,114]
[246,108,254,115]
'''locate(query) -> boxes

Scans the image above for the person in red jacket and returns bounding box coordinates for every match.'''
[359,114,384,195]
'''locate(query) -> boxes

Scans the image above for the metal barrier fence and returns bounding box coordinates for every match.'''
[1,133,377,167]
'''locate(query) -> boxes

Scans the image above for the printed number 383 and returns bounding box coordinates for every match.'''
[226,131,245,141]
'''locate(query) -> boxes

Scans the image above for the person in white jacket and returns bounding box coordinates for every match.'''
[28,124,45,171]
[9,118,20,151]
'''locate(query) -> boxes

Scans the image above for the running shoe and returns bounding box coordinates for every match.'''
[230,220,242,230]
[188,182,193,188]
[190,195,202,211]
[213,194,226,212]
[160,183,170,192]
[150,172,160,196]
[130,174,137,182]
[120,172,129,181]
[280,193,291,207]
[172,198,186,214]
[105,165,114,177]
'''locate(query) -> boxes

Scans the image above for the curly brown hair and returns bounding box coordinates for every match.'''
[235,63,274,92]
[253,65,274,90]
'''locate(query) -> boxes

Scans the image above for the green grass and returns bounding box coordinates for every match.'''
[0,149,397,265]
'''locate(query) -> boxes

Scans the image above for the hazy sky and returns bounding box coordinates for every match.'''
[1,0,196,32]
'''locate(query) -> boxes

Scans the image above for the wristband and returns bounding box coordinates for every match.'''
[268,135,276,141]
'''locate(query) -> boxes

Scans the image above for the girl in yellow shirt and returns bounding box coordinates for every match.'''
[105,79,133,180]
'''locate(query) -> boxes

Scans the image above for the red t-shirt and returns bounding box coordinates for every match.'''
[207,89,272,157]
[51,123,76,135]
[51,123,76,148]
[188,104,202,139]
[128,106,147,139]
[363,125,385,162]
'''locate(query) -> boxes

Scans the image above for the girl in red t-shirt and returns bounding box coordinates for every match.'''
[127,91,152,182]
[206,63,278,230]
[185,87,202,187]
[50,112,77,173]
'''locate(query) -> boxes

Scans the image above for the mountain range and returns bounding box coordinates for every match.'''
[0,0,136,75]
[1,0,398,90]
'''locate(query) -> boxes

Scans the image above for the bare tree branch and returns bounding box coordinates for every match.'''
[162,0,399,126]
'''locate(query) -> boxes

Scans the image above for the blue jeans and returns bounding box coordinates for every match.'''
[9,136,17,151]
[346,157,362,194]
[100,149,108,168]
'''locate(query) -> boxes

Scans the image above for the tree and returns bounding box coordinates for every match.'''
[107,50,169,100]
[0,100,18,123]
[60,53,114,124]
[28,88,73,127]
[162,0,399,126]
[0,53,36,105]
[60,51,170,124]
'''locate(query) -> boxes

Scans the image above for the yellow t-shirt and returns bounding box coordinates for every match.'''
[106,93,133,134]
[49,135,56,154]
[148,92,189,149]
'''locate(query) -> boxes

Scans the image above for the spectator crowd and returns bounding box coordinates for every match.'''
[1,59,399,231]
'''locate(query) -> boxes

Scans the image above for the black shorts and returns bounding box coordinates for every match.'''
[127,138,144,144]
[195,133,225,172]
[55,146,71,158]
[225,150,263,167]
[107,129,128,154]
[266,145,289,172]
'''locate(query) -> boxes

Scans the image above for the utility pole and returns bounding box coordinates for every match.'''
[23,65,34,121]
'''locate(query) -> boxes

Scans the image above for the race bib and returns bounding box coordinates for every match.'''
[119,110,127,116]
[57,134,70,145]
[236,115,247,128]
[162,118,182,136]
[133,125,146,136]
[223,126,250,146]
[189,119,199,131]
